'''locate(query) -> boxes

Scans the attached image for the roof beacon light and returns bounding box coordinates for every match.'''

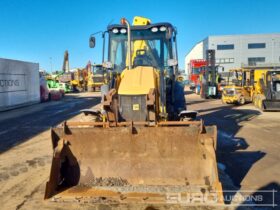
[120,18,126,25]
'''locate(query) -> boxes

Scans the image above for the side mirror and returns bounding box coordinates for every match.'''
[168,59,178,67]
[89,36,96,48]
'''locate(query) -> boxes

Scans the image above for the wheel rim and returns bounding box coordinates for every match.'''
[240,97,245,105]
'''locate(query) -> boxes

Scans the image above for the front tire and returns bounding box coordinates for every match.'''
[238,96,245,105]
[195,86,200,95]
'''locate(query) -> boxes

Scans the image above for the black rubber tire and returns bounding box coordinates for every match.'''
[239,96,245,105]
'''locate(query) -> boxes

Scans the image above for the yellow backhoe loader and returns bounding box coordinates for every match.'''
[87,63,106,92]
[45,16,223,205]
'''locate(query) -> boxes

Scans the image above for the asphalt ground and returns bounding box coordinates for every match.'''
[0,90,279,209]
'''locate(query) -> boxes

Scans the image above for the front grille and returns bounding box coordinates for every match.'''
[93,76,104,83]
[223,89,235,96]
[119,95,147,121]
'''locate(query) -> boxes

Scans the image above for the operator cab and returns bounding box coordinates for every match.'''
[92,64,103,75]
[107,22,177,73]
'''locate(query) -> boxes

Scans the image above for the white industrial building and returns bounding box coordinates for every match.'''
[185,33,280,74]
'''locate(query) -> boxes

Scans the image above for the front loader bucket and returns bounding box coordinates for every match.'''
[45,121,223,205]
[263,100,280,111]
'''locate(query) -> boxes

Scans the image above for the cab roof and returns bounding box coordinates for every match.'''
[107,22,175,31]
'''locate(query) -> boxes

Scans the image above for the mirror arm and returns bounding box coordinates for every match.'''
[89,31,108,62]
[90,31,103,37]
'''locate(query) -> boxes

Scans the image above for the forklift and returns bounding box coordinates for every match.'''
[222,68,254,105]
[200,50,222,99]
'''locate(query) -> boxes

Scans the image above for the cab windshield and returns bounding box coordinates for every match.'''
[109,28,173,72]
[192,67,201,75]
[92,65,103,74]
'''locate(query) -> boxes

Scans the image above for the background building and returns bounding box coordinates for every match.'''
[185,33,280,75]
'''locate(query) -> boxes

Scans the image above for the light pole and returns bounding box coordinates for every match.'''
[49,57,53,73]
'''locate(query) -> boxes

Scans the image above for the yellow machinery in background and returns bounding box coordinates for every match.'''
[71,67,88,92]
[222,68,254,105]
[252,67,280,110]
[87,63,106,92]
[45,16,223,205]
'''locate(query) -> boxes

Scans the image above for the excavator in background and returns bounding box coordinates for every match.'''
[46,50,72,93]
[222,68,254,105]
[45,16,222,205]
[57,50,73,93]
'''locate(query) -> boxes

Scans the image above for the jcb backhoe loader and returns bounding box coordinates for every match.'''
[87,63,106,92]
[45,16,223,205]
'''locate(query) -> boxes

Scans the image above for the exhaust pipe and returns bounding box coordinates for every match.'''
[121,18,132,70]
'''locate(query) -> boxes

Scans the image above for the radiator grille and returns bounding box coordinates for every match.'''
[119,95,147,121]
[223,89,235,96]
[93,76,104,83]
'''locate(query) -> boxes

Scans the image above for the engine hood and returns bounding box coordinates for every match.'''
[118,66,158,95]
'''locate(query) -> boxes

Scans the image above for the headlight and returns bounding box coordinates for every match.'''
[224,88,235,94]
[151,27,158,32]
[159,26,167,31]
[120,28,127,34]
[112,28,119,34]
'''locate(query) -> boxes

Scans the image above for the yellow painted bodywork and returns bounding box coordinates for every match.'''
[254,69,268,95]
[87,65,106,88]
[71,80,79,86]
[133,16,151,25]
[88,76,105,87]
[118,66,159,95]
[222,85,253,104]
[251,69,280,110]
[116,16,165,115]
[222,68,254,104]
[222,85,240,103]
[222,95,239,103]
